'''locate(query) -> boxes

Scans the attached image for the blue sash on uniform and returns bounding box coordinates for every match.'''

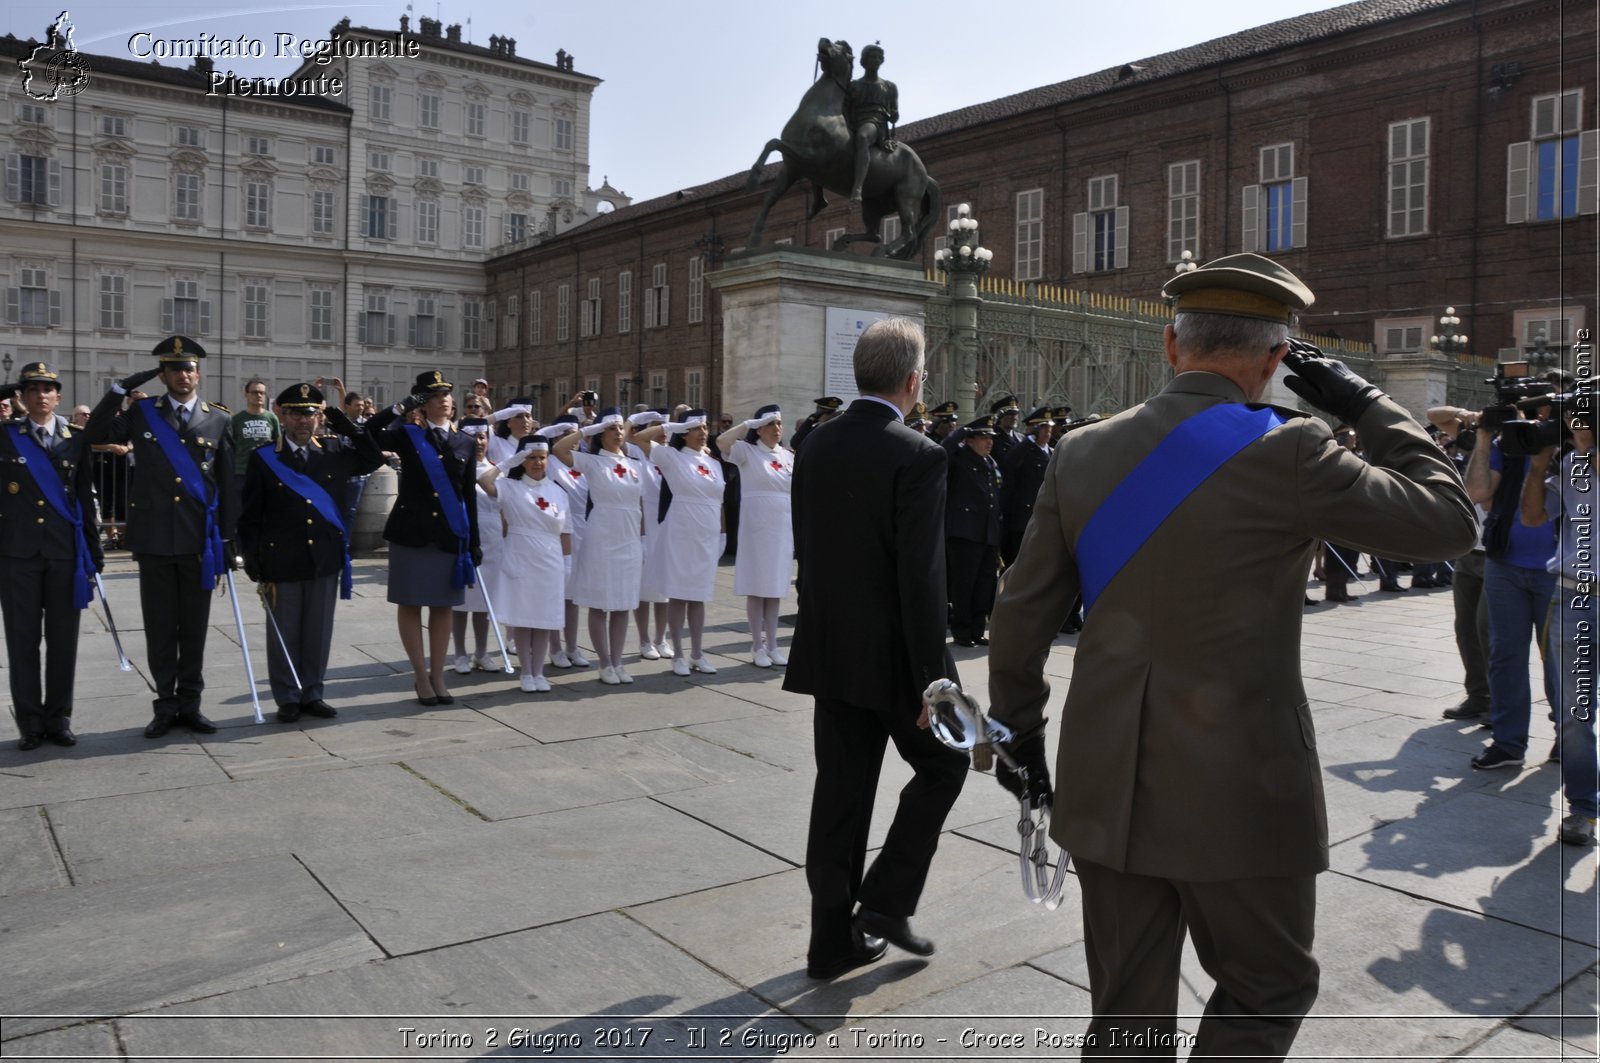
[12,426,94,609]
[256,445,354,599]
[139,398,227,590]
[1076,403,1285,614]
[401,424,474,589]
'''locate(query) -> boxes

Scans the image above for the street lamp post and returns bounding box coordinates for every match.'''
[1431,306,1469,359]
[933,203,993,419]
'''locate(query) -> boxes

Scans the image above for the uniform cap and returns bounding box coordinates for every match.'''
[17,361,61,388]
[1161,252,1314,323]
[412,369,453,394]
[988,395,1020,415]
[813,396,844,412]
[962,414,997,436]
[153,335,206,365]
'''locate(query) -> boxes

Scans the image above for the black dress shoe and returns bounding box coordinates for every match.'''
[1442,700,1489,720]
[806,929,888,979]
[1378,581,1406,593]
[46,727,76,747]
[433,693,455,705]
[855,907,936,956]
[973,636,990,646]
[144,717,173,739]
[276,704,303,723]
[17,733,44,751]
[178,713,218,734]
[952,638,976,648]
[299,700,337,718]
[1324,592,1353,603]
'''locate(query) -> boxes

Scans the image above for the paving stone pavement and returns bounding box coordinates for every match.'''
[0,557,1593,1061]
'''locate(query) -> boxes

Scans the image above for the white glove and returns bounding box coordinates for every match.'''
[743,419,763,431]
[494,450,525,473]
[629,410,663,428]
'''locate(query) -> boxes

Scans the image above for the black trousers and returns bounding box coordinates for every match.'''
[1075,858,1319,1060]
[947,537,999,641]
[263,575,339,706]
[1323,542,1361,597]
[805,696,968,968]
[135,553,214,720]
[0,553,81,735]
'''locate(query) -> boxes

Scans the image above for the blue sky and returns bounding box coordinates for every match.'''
[7,0,1348,203]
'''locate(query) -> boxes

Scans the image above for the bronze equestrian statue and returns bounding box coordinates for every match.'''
[745,38,942,260]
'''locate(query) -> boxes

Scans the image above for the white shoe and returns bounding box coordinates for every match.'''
[454,654,471,675]
[550,650,572,669]
[753,647,772,668]
[616,665,634,684]
[534,675,551,692]
[640,642,661,661]
[472,654,495,671]
[672,657,691,677]
[657,640,673,659]
[599,666,621,685]
[568,649,591,668]
[520,674,539,693]
[691,655,718,674]
[768,648,788,666]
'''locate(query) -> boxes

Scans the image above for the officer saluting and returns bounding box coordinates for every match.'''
[238,383,385,723]
[84,336,236,739]
[0,361,103,750]
[789,396,843,452]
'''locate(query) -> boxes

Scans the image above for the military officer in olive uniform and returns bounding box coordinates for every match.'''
[85,336,237,739]
[239,383,385,723]
[943,414,1002,646]
[0,361,103,750]
[999,406,1055,567]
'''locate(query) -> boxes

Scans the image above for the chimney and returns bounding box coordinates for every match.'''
[193,55,213,75]
[488,34,500,53]
[419,17,440,38]
[446,23,461,42]
[505,37,515,56]
[399,14,409,32]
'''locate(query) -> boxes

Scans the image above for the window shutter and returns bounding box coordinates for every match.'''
[659,286,669,326]
[49,289,62,326]
[1506,141,1531,224]
[1114,206,1130,270]
[385,314,396,346]
[1579,129,1599,215]
[1291,177,1308,248]
[4,155,18,202]
[388,200,399,240]
[4,288,18,324]
[199,301,211,335]
[358,314,367,344]
[408,315,417,346]
[162,297,174,332]
[436,318,446,348]
[47,160,62,206]
[1241,185,1260,252]
[1071,212,1087,273]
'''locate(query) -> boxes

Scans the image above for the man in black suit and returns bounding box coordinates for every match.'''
[1000,406,1055,567]
[0,362,103,750]
[239,382,385,723]
[784,318,968,980]
[943,415,1004,646]
[85,337,236,739]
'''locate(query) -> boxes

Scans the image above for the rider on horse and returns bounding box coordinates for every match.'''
[846,44,899,204]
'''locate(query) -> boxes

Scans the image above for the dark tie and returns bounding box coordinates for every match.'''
[432,427,449,451]
[177,404,191,429]
[34,425,49,449]
[292,446,308,472]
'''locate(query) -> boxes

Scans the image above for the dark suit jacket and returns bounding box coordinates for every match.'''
[783,398,955,714]
[0,416,102,568]
[944,441,1001,546]
[1000,439,1052,553]
[84,390,236,554]
[987,372,1477,881]
[367,406,480,559]
[238,409,385,582]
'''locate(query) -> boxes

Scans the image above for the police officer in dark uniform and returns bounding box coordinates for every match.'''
[904,401,930,435]
[943,414,1002,646]
[790,396,843,451]
[0,361,102,750]
[929,400,960,443]
[239,383,385,723]
[1000,406,1055,567]
[84,336,236,739]
[989,395,1023,462]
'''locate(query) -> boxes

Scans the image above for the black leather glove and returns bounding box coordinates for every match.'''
[118,367,162,393]
[401,390,429,412]
[470,546,484,570]
[1281,339,1384,426]
[0,382,17,403]
[996,733,1054,805]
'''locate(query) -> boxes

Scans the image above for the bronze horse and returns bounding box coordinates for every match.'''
[745,38,941,260]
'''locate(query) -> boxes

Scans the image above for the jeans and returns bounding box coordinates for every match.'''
[1546,584,1600,818]
[1484,559,1557,758]
[343,474,370,530]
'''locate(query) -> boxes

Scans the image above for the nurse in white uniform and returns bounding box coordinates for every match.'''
[715,404,793,667]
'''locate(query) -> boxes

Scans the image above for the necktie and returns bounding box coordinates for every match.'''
[292,446,307,472]
[432,427,449,451]
[178,404,191,429]
[34,425,49,449]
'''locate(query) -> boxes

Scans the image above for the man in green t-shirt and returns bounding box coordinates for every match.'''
[230,379,280,523]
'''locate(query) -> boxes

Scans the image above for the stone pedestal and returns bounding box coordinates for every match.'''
[1377,351,1456,422]
[709,247,942,422]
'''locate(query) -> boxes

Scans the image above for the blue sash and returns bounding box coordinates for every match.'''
[11,425,94,609]
[139,399,226,590]
[256,445,354,599]
[1076,403,1285,614]
[401,424,474,589]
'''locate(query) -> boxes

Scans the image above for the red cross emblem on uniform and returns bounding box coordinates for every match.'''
[613,463,630,478]
[569,469,582,479]
[695,464,711,478]
[536,496,550,511]
[770,460,783,472]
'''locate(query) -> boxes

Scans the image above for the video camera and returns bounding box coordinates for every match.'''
[1490,347,1595,456]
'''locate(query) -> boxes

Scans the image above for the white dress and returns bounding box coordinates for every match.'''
[652,444,725,602]
[632,441,669,604]
[568,448,644,611]
[551,462,589,598]
[492,475,569,630]
[728,439,794,598]
[486,432,526,466]
[455,461,503,613]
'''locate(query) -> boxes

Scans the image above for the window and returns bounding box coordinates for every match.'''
[243,280,269,340]
[1243,143,1307,251]
[359,289,394,346]
[557,284,570,341]
[529,290,542,344]
[618,270,632,333]
[244,178,271,228]
[462,204,485,249]
[505,295,519,348]
[246,136,271,156]
[163,277,209,335]
[648,371,666,407]
[1388,118,1429,237]
[98,161,128,214]
[581,278,602,337]
[415,200,438,244]
[1508,90,1598,223]
[686,369,703,408]
[485,299,497,352]
[419,92,440,130]
[98,272,125,330]
[368,149,391,171]
[312,144,336,166]
[175,124,202,147]
[311,188,336,234]
[173,171,202,222]
[505,213,527,243]
[1518,312,1581,352]
[688,255,704,323]
[369,83,392,122]
[462,297,483,352]
[1072,177,1129,272]
[556,380,570,410]
[6,266,61,327]
[6,154,60,206]
[824,227,845,250]
[464,165,485,186]
[99,115,126,137]
[1378,319,1428,353]
[417,158,439,179]
[1167,161,1200,262]
[555,117,574,151]
[553,177,574,200]
[364,195,397,239]
[511,110,530,145]
[309,285,334,342]
[410,292,440,349]
[880,216,902,247]
[511,172,530,193]
[645,263,669,328]
[1015,189,1043,280]
[18,103,46,125]
[466,101,485,138]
